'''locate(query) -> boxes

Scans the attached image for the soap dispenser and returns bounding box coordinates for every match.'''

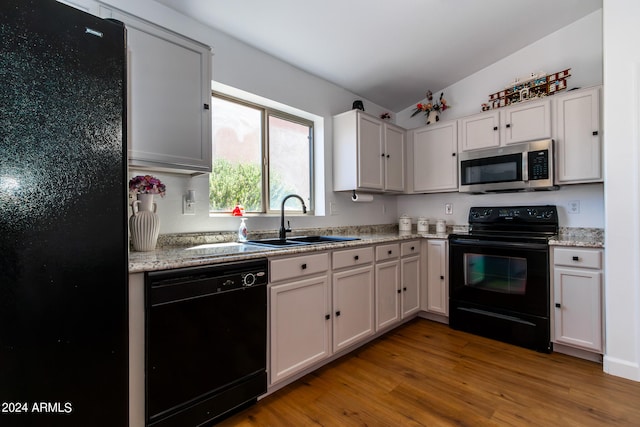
[238,218,248,242]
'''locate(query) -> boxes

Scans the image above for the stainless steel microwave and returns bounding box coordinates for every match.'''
[458,139,555,193]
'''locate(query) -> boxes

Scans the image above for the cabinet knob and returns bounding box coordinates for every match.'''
[301,263,307,270]
[440,275,444,280]
[493,126,498,131]
[325,314,331,320]
[381,153,385,157]
[411,246,415,251]
[403,287,407,292]
[203,103,210,110]
[452,153,456,157]
[506,123,511,128]
[555,303,562,308]
[336,310,341,317]
[386,154,390,158]
[354,255,359,261]
[593,131,599,136]
[572,256,580,261]
[388,250,393,255]
[397,289,401,294]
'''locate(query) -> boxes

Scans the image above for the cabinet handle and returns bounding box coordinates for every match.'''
[386,154,390,158]
[301,263,307,270]
[572,256,580,261]
[388,250,393,255]
[506,123,511,128]
[325,314,331,320]
[440,275,444,280]
[593,131,599,136]
[381,153,385,157]
[354,255,359,261]
[397,289,401,294]
[452,152,456,157]
[555,303,562,308]
[493,126,498,131]
[203,103,210,110]
[403,287,407,292]
[336,310,341,317]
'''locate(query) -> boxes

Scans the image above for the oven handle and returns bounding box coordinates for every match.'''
[449,238,548,251]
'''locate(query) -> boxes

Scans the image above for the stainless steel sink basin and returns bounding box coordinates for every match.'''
[245,235,360,248]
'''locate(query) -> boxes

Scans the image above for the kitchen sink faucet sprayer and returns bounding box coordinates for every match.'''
[279,194,307,240]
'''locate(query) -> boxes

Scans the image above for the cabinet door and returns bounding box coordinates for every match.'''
[412,121,458,192]
[554,87,602,183]
[553,267,603,352]
[357,114,384,190]
[427,240,448,315]
[108,10,212,173]
[401,256,420,317]
[384,124,405,191]
[458,111,500,151]
[375,260,401,331]
[270,276,331,384]
[500,99,551,145]
[333,266,375,352]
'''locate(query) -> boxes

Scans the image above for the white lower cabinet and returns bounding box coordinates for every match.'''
[401,241,421,317]
[269,275,331,384]
[332,265,375,352]
[426,239,448,316]
[375,243,400,331]
[552,247,604,353]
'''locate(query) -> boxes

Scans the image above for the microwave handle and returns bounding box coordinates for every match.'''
[522,152,528,182]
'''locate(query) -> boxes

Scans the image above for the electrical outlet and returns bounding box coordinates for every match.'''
[568,200,580,214]
[183,196,195,215]
[445,203,453,215]
[330,202,339,215]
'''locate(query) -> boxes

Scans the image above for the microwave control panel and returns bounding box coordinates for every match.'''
[528,150,549,180]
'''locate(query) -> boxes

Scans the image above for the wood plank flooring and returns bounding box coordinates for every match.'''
[217,319,640,426]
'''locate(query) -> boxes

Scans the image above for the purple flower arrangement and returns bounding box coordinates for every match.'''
[129,175,166,197]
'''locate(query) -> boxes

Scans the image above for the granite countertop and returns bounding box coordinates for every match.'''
[128,225,603,273]
[128,225,449,273]
[549,227,604,249]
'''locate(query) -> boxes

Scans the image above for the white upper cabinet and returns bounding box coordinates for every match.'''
[458,98,551,152]
[410,120,458,193]
[333,110,405,192]
[553,86,602,184]
[102,8,212,174]
[500,99,551,145]
[458,110,500,151]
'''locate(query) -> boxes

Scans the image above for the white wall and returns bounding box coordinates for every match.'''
[396,10,604,230]
[602,0,640,381]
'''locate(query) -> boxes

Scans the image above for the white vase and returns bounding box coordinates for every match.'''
[426,110,440,125]
[129,194,160,251]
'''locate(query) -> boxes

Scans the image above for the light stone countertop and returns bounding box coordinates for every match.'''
[128,225,603,273]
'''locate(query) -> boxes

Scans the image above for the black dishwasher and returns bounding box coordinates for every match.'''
[145,258,268,427]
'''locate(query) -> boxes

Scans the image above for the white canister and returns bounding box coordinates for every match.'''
[399,215,412,232]
[417,217,429,233]
[436,219,446,234]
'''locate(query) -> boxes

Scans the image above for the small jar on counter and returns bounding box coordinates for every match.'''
[436,219,446,234]
[417,217,429,233]
[399,215,412,232]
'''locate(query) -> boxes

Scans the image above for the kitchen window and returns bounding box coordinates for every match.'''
[210,93,313,214]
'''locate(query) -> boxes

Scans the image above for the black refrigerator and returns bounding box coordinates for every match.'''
[0,1,128,426]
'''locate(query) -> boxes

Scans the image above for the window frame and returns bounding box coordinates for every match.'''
[211,91,314,215]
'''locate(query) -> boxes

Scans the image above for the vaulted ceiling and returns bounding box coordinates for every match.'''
[155,0,602,111]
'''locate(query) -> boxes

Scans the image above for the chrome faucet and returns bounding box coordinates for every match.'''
[279,194,307,240]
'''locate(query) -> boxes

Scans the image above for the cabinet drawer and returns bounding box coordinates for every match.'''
[401,241,421,257]
[333,246,374,270]
[270,253,330,283]
[375,243,400,261]
[554,247,602,269]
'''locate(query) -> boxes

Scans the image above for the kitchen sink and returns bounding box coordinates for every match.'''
[245,235,360,248]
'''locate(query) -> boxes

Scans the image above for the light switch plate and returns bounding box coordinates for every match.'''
[183,196,195,215]
[445,203,453,215]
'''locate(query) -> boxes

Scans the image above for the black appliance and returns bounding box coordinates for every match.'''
[0,1,128,426]
[145,258,268,427]
[458,139,555,193]
[448,206,558,352]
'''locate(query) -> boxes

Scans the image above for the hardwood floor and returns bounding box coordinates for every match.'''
[217,319,640,426]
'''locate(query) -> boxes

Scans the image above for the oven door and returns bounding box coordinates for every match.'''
[449,237,549,317]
